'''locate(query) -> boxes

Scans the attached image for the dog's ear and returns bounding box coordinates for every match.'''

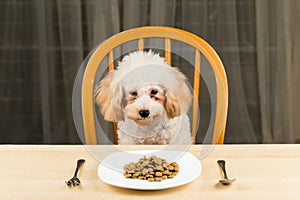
[95,71,124,122]
[172,68,192,113]
[164,67,192,119]
[110,82,125,121]
[165,88,181,119]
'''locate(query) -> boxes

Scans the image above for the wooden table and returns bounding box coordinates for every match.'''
[1,144,300,199]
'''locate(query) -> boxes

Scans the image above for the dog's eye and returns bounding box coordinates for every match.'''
[130,91,137,96]
[150,89,158,95]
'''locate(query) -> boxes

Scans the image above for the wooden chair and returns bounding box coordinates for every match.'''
[81,26,228,145]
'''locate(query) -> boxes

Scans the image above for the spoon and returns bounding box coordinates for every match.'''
[217,160,236,185]
[66,159,85,186]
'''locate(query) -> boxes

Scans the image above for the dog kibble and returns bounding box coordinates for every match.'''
[155,172,163,177]
[148,168,154,173]
[123,156,179,182]
[145,174,153,178]
[142,168,148,175]
[155,177,163,182]
[124,174,132,178]
[148,177,154,182]
[168,174,175,178]
[156,166,164,171]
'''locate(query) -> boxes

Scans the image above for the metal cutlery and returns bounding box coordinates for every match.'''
[66,159,85,187]
[217,160,236,185]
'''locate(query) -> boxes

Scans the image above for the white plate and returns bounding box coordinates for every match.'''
[98,150,201,190]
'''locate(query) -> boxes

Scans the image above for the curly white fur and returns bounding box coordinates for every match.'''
[95,51,192,145]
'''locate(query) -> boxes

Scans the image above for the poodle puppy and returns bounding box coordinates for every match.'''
[95,51,192,145]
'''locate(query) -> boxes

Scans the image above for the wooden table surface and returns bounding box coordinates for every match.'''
[1,144,300,200]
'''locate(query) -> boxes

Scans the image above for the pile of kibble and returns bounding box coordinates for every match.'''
[123,155,179,182]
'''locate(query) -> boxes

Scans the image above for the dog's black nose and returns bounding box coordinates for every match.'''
[139,110,150,118]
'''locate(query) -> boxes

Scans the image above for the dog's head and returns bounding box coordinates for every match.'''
[95,51,192,126]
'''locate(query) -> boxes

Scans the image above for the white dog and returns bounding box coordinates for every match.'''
[95,51,192,145]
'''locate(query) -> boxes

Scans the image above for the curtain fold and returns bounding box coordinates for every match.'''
[86,0,120,47]
[0,1,43,143]
[36,0,51,143]
[211,0,258,143]
[149,0,177,26]
[54,0,84,143]
[255,0,295,143]
[122,0,149,29]
[290,2,300,143]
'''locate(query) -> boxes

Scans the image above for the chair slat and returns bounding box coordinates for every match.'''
[165,38,171,65]
[108,51,114,71]
[192,50,201,144]
[108,50,118,144]
[112,123,118,144]
[138,38,144,51]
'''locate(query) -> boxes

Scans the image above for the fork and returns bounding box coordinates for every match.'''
[66,159,85,186]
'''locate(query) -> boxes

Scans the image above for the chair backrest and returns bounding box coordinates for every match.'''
[81,26,228,145]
